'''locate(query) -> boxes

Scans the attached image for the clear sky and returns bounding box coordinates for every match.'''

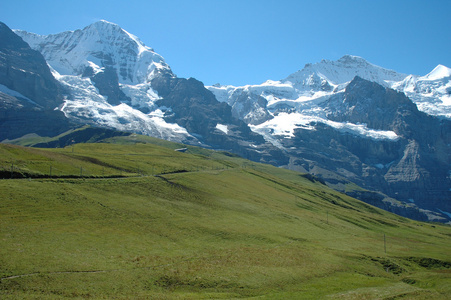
[1,0,450,86]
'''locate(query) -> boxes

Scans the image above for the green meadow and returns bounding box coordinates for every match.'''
[0,137,450,299]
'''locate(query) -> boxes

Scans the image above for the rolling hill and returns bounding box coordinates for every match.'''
[0,135,450,299]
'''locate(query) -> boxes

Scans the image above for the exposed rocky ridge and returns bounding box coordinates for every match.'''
[209,55,451,222]
[324,77,418,132]
[150,71,288,164]
[0,109,72,141]
[0,22,73,140]
[82,66,131,106]
[281,77,451,220]
[0,22,63,110]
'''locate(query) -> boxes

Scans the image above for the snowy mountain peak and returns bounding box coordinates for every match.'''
[284,55,407,89]
[85,19,123,32]
[15,20,172,85]
[337,54,369,64]
[424,64,451,80]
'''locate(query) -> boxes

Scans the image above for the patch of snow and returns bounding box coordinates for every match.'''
[57,74,192,142]
[251,112,399,141]
[284,55,407,88]
[120,82,160,110]
[325,120,399,140]
[216,124,229,134]
[206,85,234,104]
[87,61,104,75]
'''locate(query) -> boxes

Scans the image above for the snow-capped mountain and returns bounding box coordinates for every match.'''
[393,64,451,118]
[208,55,451,139]
[9,20,281,163]
[15,20,170,84]
[285,55,407,89]
[1,20,450,223]
[209,55,410,138]
[15,20,192,142]
[208,55,451,223]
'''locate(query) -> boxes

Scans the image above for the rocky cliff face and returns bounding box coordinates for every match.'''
[0,22,72,140]
[150,71,287,165]
[0,22,63,110]
[210,55,451,223]
[324,77,418,132]
[285,77,451,220]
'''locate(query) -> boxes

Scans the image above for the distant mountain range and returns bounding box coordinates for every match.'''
[1,20,450,223]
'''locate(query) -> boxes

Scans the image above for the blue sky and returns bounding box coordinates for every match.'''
[1,0,450,86]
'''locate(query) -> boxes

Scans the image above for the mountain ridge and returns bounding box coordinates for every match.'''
[1,20,450,223]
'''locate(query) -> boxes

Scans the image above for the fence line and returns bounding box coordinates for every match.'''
[0,160,239,180]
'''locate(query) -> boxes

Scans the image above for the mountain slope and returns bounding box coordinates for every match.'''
[15,20,185,141]
[14,20,170,85]
[13,20,284,165]
[209,57,451,223]
[0,22,73,140]
[1,141,451,299]
[285,54,407,88]
[393,64,451,118]
[0,22,63,109]
[3,20,451,222]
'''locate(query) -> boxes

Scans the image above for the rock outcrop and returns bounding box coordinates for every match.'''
[0,22,72,140]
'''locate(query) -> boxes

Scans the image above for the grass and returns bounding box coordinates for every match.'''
[0,139,450,299]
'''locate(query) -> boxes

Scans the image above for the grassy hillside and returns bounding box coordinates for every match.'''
[0,139,450,299]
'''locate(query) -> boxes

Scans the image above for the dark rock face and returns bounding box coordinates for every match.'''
[0,22,63,110]
[151,72,288,165]
[82,66,131,106]
[152,72,235,133]
[0,109,72,141]
[228,89,273,125]
[325,77,418,132]
[285,77,451,220]
[0,22,73,141]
